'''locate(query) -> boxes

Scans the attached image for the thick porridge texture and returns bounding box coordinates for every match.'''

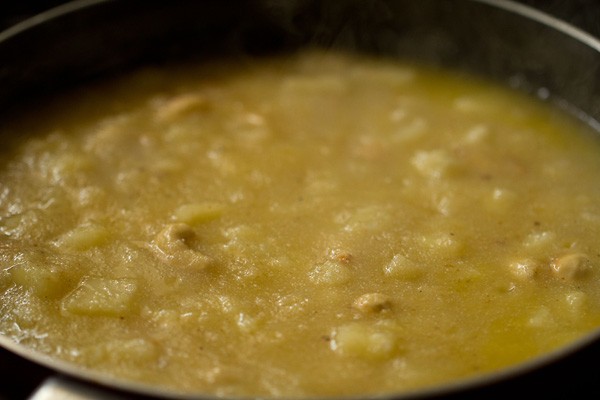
[1,51,600,397]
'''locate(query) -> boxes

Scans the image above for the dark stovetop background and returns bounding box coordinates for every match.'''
[1,1,600,399]
[2,0,600,37]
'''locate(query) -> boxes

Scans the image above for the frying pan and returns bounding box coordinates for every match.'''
[1,0,600,399]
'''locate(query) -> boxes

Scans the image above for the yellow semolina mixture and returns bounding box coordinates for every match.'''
[1,50,600,398]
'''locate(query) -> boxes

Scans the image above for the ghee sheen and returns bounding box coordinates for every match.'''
[1,50,600,397]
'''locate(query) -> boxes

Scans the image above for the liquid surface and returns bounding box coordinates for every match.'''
[1,50,600,398]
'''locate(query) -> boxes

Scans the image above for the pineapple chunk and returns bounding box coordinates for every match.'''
[331,322,400,360]
[344,205,389,232]
[154,93,208,122]
[8,250,78,299]
[508,258,539,280]
[523,230,556,249]
[82,338,159,366]
[10,264,65,299]
[419,232,464,259]
[174,202,225,225]
[309,259,351,285]
[56,224,110,251]
[411,149,457,179]
[384,254,425,281]
[62,277,138,317]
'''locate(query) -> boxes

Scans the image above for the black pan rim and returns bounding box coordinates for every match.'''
[1,1,600,399]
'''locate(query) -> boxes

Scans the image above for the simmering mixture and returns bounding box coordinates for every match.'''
[1,50,600,397]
